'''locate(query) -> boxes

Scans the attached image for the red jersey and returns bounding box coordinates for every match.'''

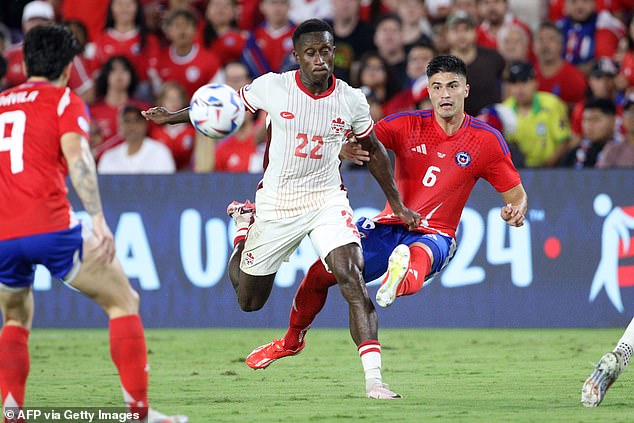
[536,60,587,105]
[61,0,109,42]
[149,123,196,170]
[93,29,160,80]
[5,45,96,96]
[248,24,295,72]
[89,98,149,157]
[618,52,634,88]
[373,110,521,238]
[151,44,221,98]
[208,30,248,65]
[0,82,90,240]
[215,132,258,172]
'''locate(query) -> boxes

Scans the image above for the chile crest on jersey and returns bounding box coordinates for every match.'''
[455,151,472,167]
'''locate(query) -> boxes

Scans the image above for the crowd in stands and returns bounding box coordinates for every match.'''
[1,0,633,172]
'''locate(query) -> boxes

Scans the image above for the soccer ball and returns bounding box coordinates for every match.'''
[189,83,245,139]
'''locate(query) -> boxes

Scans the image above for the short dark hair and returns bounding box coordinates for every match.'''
[24,24,80,80]
[95,55,139,99]
[584,98,616,116]
[292,19,334,47]
[375,13,402,29]
[165,9,198,27]
[426,55,467,79]
[538,21,562,37]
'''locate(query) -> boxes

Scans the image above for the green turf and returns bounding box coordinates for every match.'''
[25,328,632,422]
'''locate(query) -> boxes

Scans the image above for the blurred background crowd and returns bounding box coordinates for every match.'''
[1,0,633,172]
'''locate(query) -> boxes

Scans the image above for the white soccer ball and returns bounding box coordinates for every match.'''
[189,83,245,139]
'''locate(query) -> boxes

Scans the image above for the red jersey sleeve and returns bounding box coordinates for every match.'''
[58,89,90,140]
[375,113,411,152]
[480,131,522,193]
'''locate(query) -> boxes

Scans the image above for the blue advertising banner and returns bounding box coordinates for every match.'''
[31,170,634,329]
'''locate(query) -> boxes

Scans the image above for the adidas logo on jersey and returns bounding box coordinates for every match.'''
[411,144,427,154]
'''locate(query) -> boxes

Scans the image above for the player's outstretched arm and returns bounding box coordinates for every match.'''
[61,132,115,263]
[500,183,528,227]
[141,106,190,125]
[360,131,421,230]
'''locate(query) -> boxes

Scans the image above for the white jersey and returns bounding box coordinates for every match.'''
[238,70,373,220]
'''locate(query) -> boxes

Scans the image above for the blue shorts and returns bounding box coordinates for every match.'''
[0,225,83,289]
[357,218,456,283]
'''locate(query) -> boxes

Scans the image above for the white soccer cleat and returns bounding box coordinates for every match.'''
[366,383,402,400]
[227,200,255,229]
[376,244,410,308]
[129,408,189,423]
[581,351,624,407]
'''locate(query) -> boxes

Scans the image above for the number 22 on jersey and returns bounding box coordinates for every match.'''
[294,133,323,159]
[0,110,26,174]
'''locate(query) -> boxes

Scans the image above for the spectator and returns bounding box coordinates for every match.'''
[241,0,296,78]
[329,0,376,83]
[383,42,435,116]
[556,0,624,74]
[452,0,478,20]
[425,0,452,24]
[503,61,571,167]
[616,17,634,94]
[497,22,531,65]
[200,0,247,66]
[288,0,333,24]
[373,14,408,88]
[353,52,400,108]
[0,22,11,55]
[597,95,634,167]
[90,55,147,159]
[570,58,619,141]
[150,9,220,98]
[60,0,109,42]
[64,19,98,103]
[4,1,55,88]
[534,21,587,106]
[560,98,617,168]
[446,11,506,115]
[99,104,176,173]
[476,0,531,51]
[395,0,433,50]
[93,0,160,100]
[214,63,263,173]
[149,82,197,171]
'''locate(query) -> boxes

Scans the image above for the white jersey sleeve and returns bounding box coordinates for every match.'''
[238,72,274,113]
[346,87,374,139]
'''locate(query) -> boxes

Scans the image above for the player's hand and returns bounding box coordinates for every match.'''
[339,141,370,165]
[394,206,421,230]
[501,203,525,227]
[90,213,116,264]
[141,107,174,125]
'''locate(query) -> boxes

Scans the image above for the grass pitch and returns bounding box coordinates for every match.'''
[27,328,632,422]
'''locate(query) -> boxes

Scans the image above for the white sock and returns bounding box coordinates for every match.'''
[614,317,634,368]
[358,341,382,391]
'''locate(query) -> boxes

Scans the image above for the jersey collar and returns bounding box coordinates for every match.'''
[295,70,336,99]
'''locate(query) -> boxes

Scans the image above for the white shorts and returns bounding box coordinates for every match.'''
[240,194,361,276]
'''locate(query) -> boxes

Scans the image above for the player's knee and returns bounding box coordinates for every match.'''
[237,295,264,312]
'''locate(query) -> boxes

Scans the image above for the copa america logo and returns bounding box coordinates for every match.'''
[455,151,471,167]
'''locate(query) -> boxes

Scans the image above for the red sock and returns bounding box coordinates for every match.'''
[396,245,432,297]
[283,260,337,350]
[109,315,149,419]
[0,326,29,419]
